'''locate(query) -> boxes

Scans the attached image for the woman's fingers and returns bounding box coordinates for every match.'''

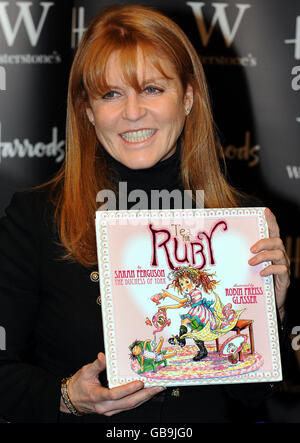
[248,249,288,267]
[66,352,165,417]
[250,237,285,255]
[82,352,106,379]
[250,208,282,253]
[265,207,280,238]
[248,208,290,316]
[69,359,163,415]
[96,385,165,416]
[259,264,290,278]
[96,380,145,402]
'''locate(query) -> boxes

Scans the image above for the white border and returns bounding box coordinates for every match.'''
[95,208,282,388]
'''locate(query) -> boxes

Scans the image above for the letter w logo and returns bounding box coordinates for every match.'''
[187,2,251,47]
[0,2,54,47]
[286,166,300,179]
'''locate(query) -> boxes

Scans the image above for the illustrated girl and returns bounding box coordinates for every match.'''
[157,266,238,361]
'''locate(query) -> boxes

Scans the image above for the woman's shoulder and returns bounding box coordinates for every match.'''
[7,186,47,205]
[2,186,54,229]
[237,193,264,208]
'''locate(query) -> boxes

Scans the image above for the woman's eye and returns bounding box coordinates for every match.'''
[144,86,163,94]
[102,90,120,100]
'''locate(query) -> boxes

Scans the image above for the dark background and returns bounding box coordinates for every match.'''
[0,0,299,422]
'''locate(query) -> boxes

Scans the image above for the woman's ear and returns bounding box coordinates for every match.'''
[86,107,95,126]
[184,84,194,115]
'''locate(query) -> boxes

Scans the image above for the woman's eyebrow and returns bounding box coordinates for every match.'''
[142,77,172,84]
[103,84,122,90]
[104,77,170,89]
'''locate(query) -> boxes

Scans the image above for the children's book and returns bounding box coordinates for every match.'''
[95,208,282,387]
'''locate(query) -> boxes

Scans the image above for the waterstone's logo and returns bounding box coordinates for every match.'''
[187,2,255,67]
[187,2,250,47]
[0,2,61,65]
[286,166,300,180]
[0,1,54,46]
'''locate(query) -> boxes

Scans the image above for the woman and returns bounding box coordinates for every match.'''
[0,5,290,423]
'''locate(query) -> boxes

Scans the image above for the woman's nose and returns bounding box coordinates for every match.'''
[122,92,146,121]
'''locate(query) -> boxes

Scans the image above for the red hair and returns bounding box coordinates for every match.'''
[40,5,240,266]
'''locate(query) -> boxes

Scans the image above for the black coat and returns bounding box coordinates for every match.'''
[0,190,283,423]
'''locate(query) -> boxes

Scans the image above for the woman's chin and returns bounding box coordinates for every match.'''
[118,154,160,170]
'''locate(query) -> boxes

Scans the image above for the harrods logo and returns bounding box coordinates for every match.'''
[223,131,260,167]
[71,6,85,49]
[0,123,65,163]
[0,1,54,47]
[285,16,300,60]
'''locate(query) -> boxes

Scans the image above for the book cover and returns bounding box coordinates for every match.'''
[95,208,282,388]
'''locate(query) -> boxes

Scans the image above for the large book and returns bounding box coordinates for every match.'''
[95,208,282,388]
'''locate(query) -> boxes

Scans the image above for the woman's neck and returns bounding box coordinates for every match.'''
[101,143,182,193]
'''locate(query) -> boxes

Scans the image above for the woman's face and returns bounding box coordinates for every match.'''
[86,49,193,169]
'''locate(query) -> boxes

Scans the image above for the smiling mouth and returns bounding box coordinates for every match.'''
[120,129,157,143]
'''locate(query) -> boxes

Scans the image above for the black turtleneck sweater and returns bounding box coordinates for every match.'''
[101,143,185,210]
[101,144,260,210]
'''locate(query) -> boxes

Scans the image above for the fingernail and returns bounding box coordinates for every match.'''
[155,386,166,393]
[134,381,144,390]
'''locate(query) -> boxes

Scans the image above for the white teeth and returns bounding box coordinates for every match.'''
[120,129,156,143]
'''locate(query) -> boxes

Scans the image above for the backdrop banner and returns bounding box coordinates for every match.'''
[0,1,72,209]
[0,0,299,420]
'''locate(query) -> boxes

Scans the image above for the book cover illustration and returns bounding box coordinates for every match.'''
[95,208,282,387]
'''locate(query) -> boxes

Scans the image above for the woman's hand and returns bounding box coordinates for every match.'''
[248,208,290,320]
[60,353,165,416]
